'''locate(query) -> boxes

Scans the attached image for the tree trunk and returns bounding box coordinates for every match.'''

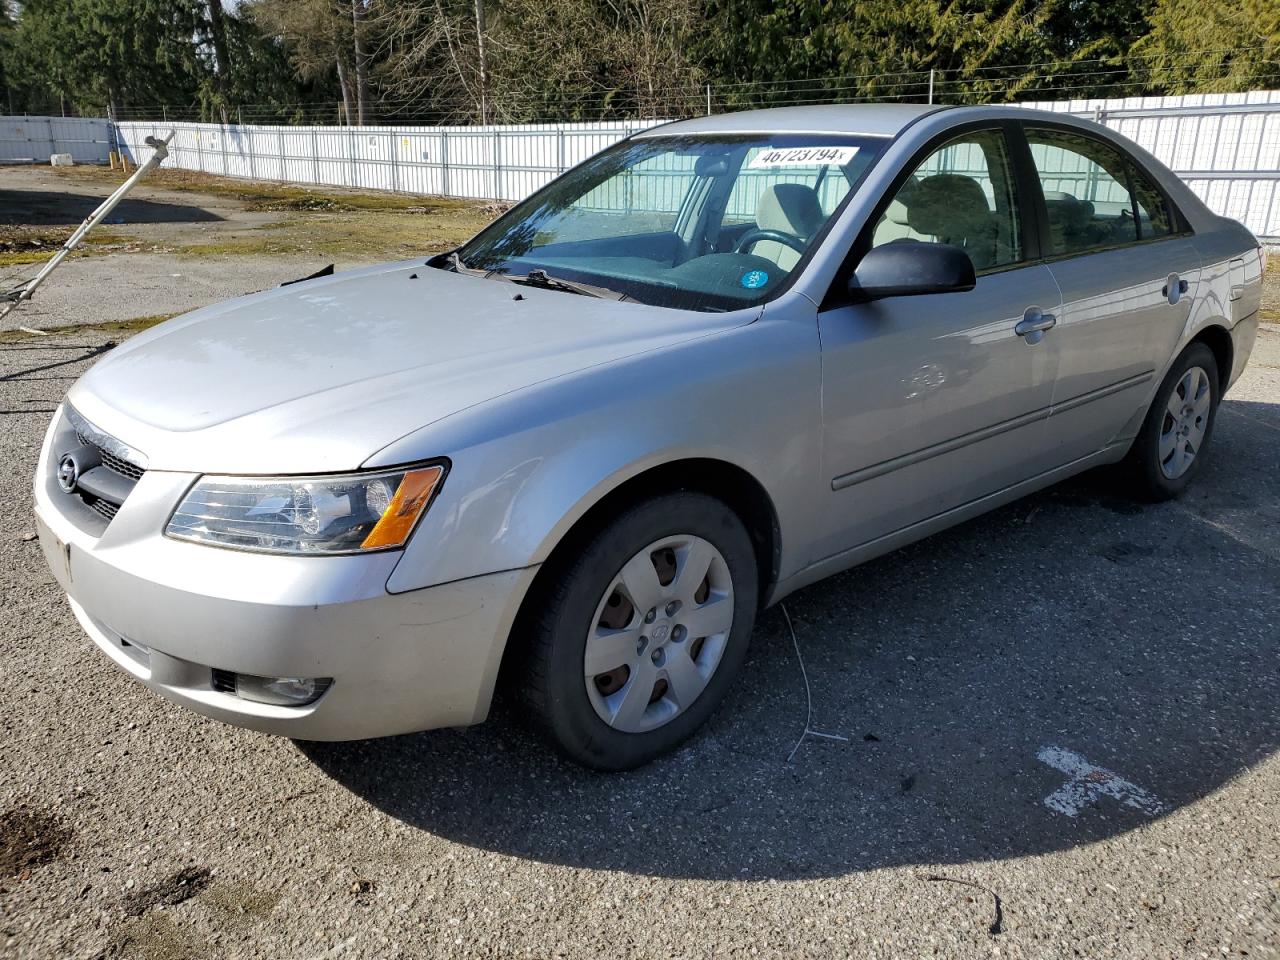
[473,0,489,124]
[351,0,370,125]
[335,54,355,125]
[205,0,232,125]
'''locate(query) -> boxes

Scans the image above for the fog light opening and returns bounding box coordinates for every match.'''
[213,671,332,707]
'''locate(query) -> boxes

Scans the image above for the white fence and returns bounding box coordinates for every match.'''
[115,119,664,203]
[3,91,1279,239]
[0,116,113,164]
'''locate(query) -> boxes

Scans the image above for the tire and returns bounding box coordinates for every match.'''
[522,492,759,770]
[1123,342,1221,501]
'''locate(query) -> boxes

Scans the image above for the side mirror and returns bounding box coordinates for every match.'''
[695,154,730,178]
[849,242,976,300]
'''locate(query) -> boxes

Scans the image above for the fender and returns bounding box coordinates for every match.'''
[369,304,824,595]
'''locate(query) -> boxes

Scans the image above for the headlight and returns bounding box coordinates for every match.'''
[165,463,446,555]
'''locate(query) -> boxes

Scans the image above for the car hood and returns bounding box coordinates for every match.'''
[68,260,757,473]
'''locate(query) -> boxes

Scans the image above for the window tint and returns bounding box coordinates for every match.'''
[1025,127,1174,256]
[870,129,1022,272]
[1127,163,1175,240]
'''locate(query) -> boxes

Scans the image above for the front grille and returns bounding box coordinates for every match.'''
[59,408,149,530]
[90,498,119,521]
[87,439,146,482]
[211,669,237,694]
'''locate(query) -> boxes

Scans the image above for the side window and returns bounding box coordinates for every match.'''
[1127,162,1175,240]
[1025,127,1173,255]
[870,129,1023,272]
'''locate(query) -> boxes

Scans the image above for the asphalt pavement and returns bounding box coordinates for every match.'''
[0,325,1277,959]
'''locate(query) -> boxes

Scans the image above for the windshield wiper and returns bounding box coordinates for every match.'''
[446,251,488,276]
[508,269,629,301]
[447,253,629,301]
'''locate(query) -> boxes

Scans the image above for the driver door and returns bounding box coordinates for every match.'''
[812,126,1065,561]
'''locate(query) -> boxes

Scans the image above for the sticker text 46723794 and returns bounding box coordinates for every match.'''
[748,146,860,169]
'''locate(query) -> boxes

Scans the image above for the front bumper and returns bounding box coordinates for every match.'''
[33,408,537,741]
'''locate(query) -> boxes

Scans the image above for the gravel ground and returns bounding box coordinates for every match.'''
[0,323,1276,958]
[1,161,1278,959]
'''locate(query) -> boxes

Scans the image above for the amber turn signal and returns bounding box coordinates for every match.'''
[360,465,445,549]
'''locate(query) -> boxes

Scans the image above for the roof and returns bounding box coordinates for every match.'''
[633,103,945,139]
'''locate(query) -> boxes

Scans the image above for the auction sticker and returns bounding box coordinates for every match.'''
[748,146,859,168]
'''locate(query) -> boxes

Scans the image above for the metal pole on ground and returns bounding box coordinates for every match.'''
[1,132,176,335]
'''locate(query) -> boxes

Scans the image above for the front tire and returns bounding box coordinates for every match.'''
[523,492,759,770]
[1123,342,1220,500]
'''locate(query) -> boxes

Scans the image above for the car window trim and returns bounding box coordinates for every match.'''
[821,118,1041,310]
[1016,120,1195,266]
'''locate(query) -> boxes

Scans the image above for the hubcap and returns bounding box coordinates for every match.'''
[1159,365,1211,480]
[584,534,734,733]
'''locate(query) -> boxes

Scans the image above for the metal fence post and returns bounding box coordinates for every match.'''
[441,130,451,197]
[557,126,566,176]
[389,130,401,192]
[348,126,357,189]
[311,127,321,185]
[494,129,502,200]
[246,120,257,180]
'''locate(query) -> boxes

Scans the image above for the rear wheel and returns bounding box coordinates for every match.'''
[1123,342,1220,500]
[523,493,758,770]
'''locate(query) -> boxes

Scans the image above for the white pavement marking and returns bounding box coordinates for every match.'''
[1037,746,1166,818]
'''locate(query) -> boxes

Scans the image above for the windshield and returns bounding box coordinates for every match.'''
[448,133,889,311]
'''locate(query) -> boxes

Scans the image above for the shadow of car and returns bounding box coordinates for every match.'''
[298,398,1279,880]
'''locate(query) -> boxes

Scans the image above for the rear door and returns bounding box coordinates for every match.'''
[813,125,1064,560]
[1021,124,1202,464]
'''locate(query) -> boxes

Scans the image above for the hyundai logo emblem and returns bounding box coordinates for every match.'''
[57,454,79,493]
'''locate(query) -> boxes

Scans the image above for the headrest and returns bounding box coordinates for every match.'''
[756,184,824,237]
[883,197,911,226]
[1043,190,1095,228]
[906,174,991,238]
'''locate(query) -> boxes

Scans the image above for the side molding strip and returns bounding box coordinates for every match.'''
[831,370,1153,491]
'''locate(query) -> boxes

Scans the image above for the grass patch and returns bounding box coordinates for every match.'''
[0,227,126,267]
[173,209,485,260]
[0,313,177,343]
[40,168,495,264]
[53,165,496,215]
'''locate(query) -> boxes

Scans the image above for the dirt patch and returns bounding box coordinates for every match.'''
[122,866,214,917]
[96,913,198,960]
[0,806,72,879]
[0,314,176,343]
[1262,249,1279,324]
[203,881,281,927]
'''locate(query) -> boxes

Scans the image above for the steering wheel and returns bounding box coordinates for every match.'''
[734,228,807,255]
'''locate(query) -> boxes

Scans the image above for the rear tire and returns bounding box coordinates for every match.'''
[1122,342,1220,501]
[522,492,758,771]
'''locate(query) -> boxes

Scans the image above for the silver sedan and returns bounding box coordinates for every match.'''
[34,104,1264,769]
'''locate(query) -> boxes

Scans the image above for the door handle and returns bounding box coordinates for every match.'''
[1162,275,1189,303]
[1015,308,1057,343]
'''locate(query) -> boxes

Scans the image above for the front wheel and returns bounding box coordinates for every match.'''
[522,493,759,770]
[1123,342,1221,500]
